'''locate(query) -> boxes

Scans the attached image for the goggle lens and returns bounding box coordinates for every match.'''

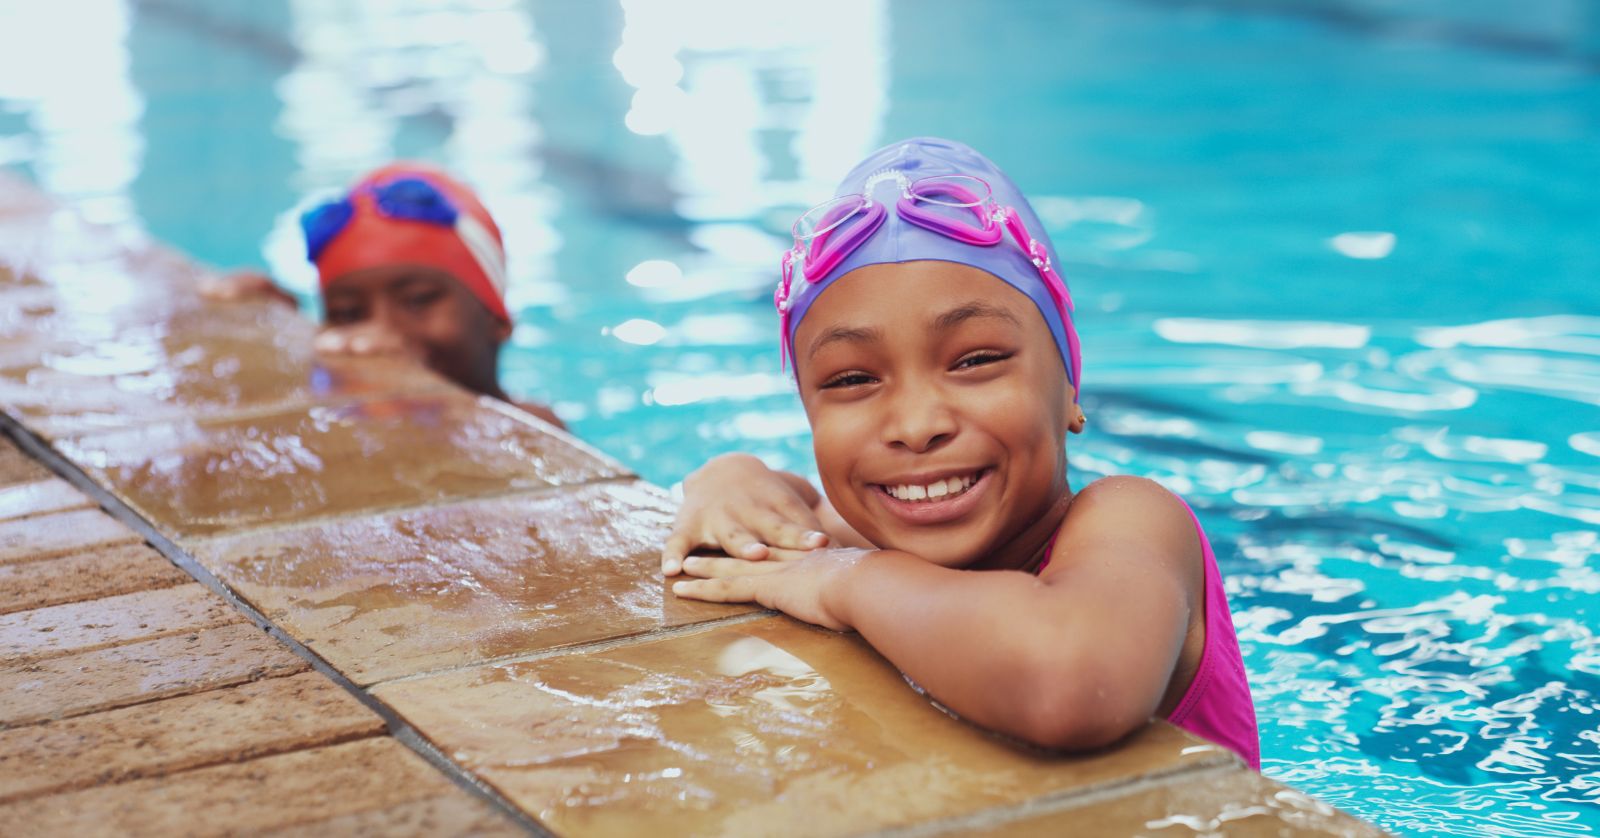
[793,195,869,241]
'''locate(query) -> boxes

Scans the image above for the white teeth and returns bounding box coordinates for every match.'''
[885,472,980,503]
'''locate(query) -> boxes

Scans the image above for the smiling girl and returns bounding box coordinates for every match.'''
[664,138,1258,768]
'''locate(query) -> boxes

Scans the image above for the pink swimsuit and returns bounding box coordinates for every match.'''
[1040,493,1260,770]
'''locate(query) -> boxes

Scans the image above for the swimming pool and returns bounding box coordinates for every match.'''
[4,0,1597,832]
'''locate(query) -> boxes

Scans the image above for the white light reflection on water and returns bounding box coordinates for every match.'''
[614,0,887,225]
[265,0,559,308]
[0,0,143,228]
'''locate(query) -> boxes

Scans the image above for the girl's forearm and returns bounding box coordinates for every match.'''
[831,551,1160,749]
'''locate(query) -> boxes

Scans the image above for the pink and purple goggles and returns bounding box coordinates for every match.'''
[775,170,1080,387]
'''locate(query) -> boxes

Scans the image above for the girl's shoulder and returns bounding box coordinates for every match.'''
[1054,475,1203,572]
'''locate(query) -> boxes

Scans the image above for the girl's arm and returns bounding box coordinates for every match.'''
[674,476,1202,751]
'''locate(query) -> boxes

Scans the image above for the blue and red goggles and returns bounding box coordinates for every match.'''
[300,177,461,263]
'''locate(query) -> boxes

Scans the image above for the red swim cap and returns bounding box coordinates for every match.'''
[311,161,510,323]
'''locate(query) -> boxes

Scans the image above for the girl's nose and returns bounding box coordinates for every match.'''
[880,383,958,453]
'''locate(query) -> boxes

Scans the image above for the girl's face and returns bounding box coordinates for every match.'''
[793,261,1081,568]
[322,264,510,396]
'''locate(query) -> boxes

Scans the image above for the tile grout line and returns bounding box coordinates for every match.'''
[371,609,779,687]
[0,414,555,837]
[859,757,1244,838]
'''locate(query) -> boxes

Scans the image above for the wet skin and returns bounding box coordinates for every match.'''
[321,264,512,401]
[794,260,1081,571]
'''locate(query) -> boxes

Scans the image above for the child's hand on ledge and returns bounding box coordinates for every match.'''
[662,453,830,576]
[313,321,426,361]
[199,271,299,308]
[671,546,872,632]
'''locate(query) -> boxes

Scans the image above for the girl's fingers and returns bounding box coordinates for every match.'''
[752,510,829,552]
[713,522,770,561]
[672,576,759,604]
[661,531,695,576]
[681,555,785,578]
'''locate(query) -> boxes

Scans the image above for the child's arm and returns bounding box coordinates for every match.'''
[673,476,1202,751]
[661,454,870,575]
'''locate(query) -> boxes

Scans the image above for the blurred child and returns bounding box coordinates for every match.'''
[664,138,1258,767]
[202,162,562,428]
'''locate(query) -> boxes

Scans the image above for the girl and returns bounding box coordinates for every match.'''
[664,137,1259,768]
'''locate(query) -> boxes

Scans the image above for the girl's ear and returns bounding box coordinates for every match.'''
[492,316,513,345]
[1066,384,1086,435]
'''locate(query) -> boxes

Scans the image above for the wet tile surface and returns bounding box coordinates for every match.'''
[0,300,460,438]
[254,792,524,837]
[0,583,243,662]
[0,478,91,522]
[951,767,1386,837]
[60,393,627,538]
[375,616,1234,838]
[0,440,50,487]
[0,671,383,802]
[0,542,190,615]
[0,507,141,565]
[0,622,307,727]
[195,481,755,685]
[0,736,510,836]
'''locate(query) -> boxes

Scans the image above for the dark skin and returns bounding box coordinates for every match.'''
[668,261,1207,751]
[202,265,564,429]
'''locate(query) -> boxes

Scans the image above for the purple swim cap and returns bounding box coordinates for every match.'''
[781,137,1080,390]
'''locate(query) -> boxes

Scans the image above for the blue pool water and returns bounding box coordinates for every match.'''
[4,1,1598,832]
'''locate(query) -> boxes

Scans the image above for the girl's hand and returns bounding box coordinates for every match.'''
[670,546,870,632]
[199,271,299,308]
[661,454,830,576]
[314,321,425,360]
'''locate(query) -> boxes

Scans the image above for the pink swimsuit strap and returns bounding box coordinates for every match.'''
[1034,493,1259,769]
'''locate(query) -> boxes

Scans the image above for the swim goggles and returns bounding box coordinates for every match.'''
[299,177,506,293]
[775,171,1076,370]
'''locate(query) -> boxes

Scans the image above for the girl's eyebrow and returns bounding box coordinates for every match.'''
[807,325,882,360]
[932,301,1021,331]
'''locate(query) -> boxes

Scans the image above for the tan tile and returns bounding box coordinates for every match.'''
[0,439,49,487]
[0,507,141,565]
[0,737,487,836]
[0,622,307,727]
[195,481,754,685]
[0,583,243,662]
[257,794,523,837]
[60,393,626,538]
[0,542,191,615]
[950,767,1384,837]
[0,478,92,522]
[0,245,207,352]
[0,300,458,438]
[0,671,383,802]
[374,617,1235,838]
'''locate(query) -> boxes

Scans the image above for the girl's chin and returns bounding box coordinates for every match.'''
[867,529,987,568]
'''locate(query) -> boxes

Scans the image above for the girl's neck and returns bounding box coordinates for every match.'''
[970,479,1075,573]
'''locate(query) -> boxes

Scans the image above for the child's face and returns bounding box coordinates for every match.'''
[322,264,511,395]
[793,261,1080,568]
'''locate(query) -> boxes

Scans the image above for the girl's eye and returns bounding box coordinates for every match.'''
[326,306,365,325]
[953,351,1011,370]
[820,371,875,389]
[402,290,445,310]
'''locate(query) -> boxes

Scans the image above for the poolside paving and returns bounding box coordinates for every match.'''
[0,173,1378,835]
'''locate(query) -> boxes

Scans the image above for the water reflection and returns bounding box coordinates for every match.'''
[0,0,143,227]
[267,0,558,307]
